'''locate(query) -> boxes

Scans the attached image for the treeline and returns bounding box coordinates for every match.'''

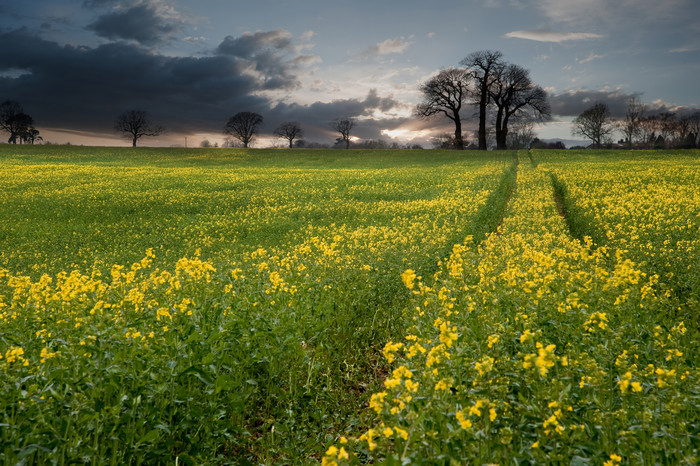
[572,98,700,149]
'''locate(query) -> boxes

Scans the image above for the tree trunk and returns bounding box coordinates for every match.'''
[132,136,137,147]
[453,114,464,150]
[289,139,293,149]
[345,138,350,149]
[478,88,488,150]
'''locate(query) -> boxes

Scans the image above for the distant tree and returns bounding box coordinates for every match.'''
[0,100,35,144]
[273,121,304,148]
[489,64,549,149]
[330,117,355,149]
[460,50,504,150]
[200,139,212,148]
[114,110,164,147]
[224,111,263,148]
[572,102,615,148]
[22,127,42,144]
[686,112,700,148]
[506,119,535,149]
[621,97,645,148]
[415,67,472,150]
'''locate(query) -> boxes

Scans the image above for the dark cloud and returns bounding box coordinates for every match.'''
[216,30,301,90]
[549,89,641,118]
[0,28,401,144]
[87,4,182,45]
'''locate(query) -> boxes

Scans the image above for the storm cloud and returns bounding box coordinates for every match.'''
[0,27,402,142]
[87,3,183,45]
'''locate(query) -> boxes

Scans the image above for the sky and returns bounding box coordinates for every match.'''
[1,0,699,148]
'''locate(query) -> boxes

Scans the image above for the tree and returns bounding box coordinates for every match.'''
[572,102,615,148]
[330,117,355,149]
[0,100,35,144]
[460,50,504,150]
[273,121,304,148]
[114,110,164,147]
[489,64,550,149]
[506,119,535,149]
[415,67,471,150]
[224,111,263,148]
[22,127,42,144]
[621,97,645,148]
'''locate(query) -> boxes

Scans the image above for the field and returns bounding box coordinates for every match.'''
[0,146,698,464]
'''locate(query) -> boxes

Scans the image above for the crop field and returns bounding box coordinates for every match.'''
[0,146,698,464]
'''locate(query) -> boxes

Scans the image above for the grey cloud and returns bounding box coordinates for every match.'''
[549,89,640,117]
[504,30,604,43]
[87,3,182,44]
[0,28,398,144]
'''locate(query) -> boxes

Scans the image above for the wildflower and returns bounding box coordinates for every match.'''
[401,269,417,290]
[456,410,472,429]
[382,341,403,363]
[475,356,494,376]
[603,453,622,466]
[369,392,386,413]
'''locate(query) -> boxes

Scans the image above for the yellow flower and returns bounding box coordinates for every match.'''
[456,410,472,429]
[401,269,417,290]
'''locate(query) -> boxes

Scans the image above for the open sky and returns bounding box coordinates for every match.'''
[1,0,699,147]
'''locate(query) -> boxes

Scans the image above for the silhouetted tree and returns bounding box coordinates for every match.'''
[330,117,355,149]
[115,110,164,147]
[415,67,471,150]
[460,50,503,150]
[489,64,549,149]
[22,127,42,144]
[621,97,645,148]
[273,121,304,148]
[572,102,614,148]
[0,100,35,144]
[224,112,263,148]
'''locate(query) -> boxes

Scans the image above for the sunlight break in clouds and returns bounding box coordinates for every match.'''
[504,30,604,42]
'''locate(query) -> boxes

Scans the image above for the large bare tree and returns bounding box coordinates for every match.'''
[489,64,550,150]
[415,67,471,150]
[330,117,355,149]
[621,97,646,148]
[114,110,164,147]
[224,111,264,148]
[0,100,34,144]
[572,102,615,148]
[460,50,503,150]
[273,121,304,148]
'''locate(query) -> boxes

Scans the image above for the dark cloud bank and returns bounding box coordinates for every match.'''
[0,23,406,144]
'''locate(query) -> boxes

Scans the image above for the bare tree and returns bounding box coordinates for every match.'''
[273,121,304,148]
[415,67,471,150]
[489,64,549,149]
[687,112,700,148]
[506,119,536,149]
[224,111,264,148]
[460,50,504,150]
[114,110,164,147]
[0,100,35,144]
[572,102,615,148]
[620,97,646,148]
[330,117,355,149]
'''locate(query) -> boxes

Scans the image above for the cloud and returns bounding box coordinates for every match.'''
[216,29,319,90]
[87,3,183,44]
[549,89,641,117]
[360,36,413,59]
[504,30,604,42]
[0,27,400,144]
[577,51,604,64]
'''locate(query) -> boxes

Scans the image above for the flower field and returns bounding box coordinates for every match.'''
[0,146,698,464]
